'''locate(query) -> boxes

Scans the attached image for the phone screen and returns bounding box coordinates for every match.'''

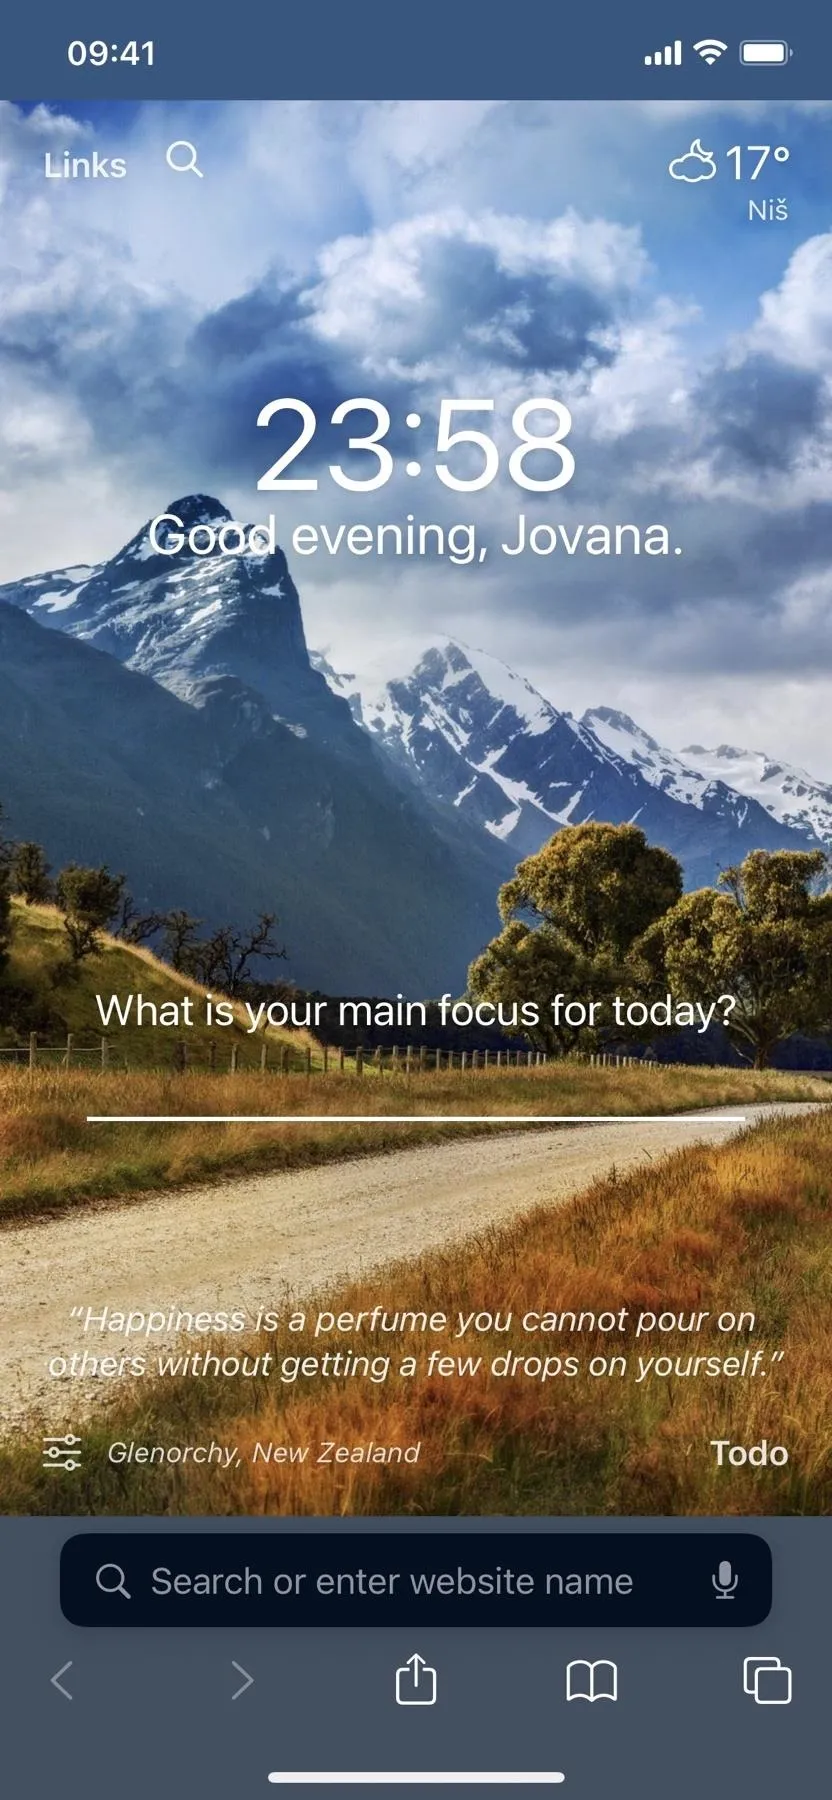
[0,8,829,1795]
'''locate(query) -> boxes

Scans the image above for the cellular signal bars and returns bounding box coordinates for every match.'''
[644,41,683,65]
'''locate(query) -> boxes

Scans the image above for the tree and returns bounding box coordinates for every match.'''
[498,821,683,957]
[11,841,52,904]
[470,822,683,1053]
[116,893,165,945]
[191,913,286,994]
[0,806,11,973]
[161,910,203,972]
[644,848,832,1067]
[55,864,126,962]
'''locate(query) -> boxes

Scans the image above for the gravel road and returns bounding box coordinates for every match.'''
[1,1103,816,1426]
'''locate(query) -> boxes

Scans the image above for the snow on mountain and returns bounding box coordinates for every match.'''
[681,743,832,851]
[314,640,822,885]
[0,507,516,994]
[582,708,717,809]
[345,638,632,860]
[0,495,354,750]
[579,705,779,845]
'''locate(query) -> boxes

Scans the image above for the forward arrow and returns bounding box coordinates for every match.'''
[231,1661,254,1700]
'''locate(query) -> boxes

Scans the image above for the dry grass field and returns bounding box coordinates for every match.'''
[0,1061,828,1221]
[0,900,319,1072]
[1,1108,829,1516]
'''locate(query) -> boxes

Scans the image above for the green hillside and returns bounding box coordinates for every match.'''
[0,900,317,1070]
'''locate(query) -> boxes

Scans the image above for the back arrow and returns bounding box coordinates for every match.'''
[231,1661,254,1700]
[51,1661,73,1701]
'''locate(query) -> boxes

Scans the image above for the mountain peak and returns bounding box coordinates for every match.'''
[681,741,832,846]
[685,742,753,761]
[583,705,661,752]
[163,494,232,529]
[409,637,563,739]
[313,642,827,876]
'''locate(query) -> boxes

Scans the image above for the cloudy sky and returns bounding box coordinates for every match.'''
[1,98,831,772]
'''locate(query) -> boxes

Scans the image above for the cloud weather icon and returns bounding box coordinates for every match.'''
[668,139,718,182]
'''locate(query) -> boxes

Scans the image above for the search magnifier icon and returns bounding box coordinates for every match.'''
[96,1562,131,1600]
[166,139,203,177]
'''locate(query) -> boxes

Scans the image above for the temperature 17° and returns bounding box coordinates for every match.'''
[727,145,790,180]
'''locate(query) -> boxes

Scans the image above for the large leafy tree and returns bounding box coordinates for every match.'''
[643,848,832,1067]
[469,822,683,1053]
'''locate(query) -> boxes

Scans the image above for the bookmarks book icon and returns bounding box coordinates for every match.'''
[566,1660,618,1702]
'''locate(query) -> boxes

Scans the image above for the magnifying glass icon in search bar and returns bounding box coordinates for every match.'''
[95,1562,132,1600]
[165,139,204,177]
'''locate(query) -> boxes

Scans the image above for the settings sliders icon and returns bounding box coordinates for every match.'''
[42,1433,83,1473]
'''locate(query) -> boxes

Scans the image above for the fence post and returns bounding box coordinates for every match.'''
[355,1045,364,1076]
[419,1045,426,1073]
[434,1047,441,1072]
[338,1046,345,1074]
[260,1041,268,1073]
[472,1049,479,1071]
[174,1039,187,1073]
[447,1050,454,1071]
[100,1035,109,1071]
[374,1046,383,1073]
[230,1044,239,1073]
[64,1032,73,1070]
[405,1045,413,1076]
[209,1038,217,1072]
[483,1049,489,1069]
[461,1051,467,1071]
[281,1046,290,1076]
[28,1031,37,1072]
[323,1045,329,1074]
[391,1045,399,1073]
[305,1047,312,1077]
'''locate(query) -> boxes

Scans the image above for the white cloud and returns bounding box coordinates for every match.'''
[752,233,832,369]
[1,98,831,782]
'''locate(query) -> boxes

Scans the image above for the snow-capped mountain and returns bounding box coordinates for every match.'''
[4,497,828,992]
[0,507,511,993]
[315,640,823,885]
[580,706,785,840]
[6,495,353,750]
[680,743,832,851]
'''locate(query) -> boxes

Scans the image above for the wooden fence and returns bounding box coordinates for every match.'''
[0,1032,655,1075]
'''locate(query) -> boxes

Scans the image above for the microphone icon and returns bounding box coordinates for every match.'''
[712,1559,739,1600]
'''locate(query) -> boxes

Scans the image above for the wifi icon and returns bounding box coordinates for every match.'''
[693,37,728,64]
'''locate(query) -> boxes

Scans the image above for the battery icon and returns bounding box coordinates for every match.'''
[740,40,792,64]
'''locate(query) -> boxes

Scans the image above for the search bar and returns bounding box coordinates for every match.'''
[60,1532,772,1627]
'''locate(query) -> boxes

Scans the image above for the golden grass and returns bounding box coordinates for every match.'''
[1,899,319,1068]
[0,1061,828,1220]
[1,1110,830,1517]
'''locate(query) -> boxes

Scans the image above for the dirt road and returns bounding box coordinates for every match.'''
[1,1103,816,1425]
